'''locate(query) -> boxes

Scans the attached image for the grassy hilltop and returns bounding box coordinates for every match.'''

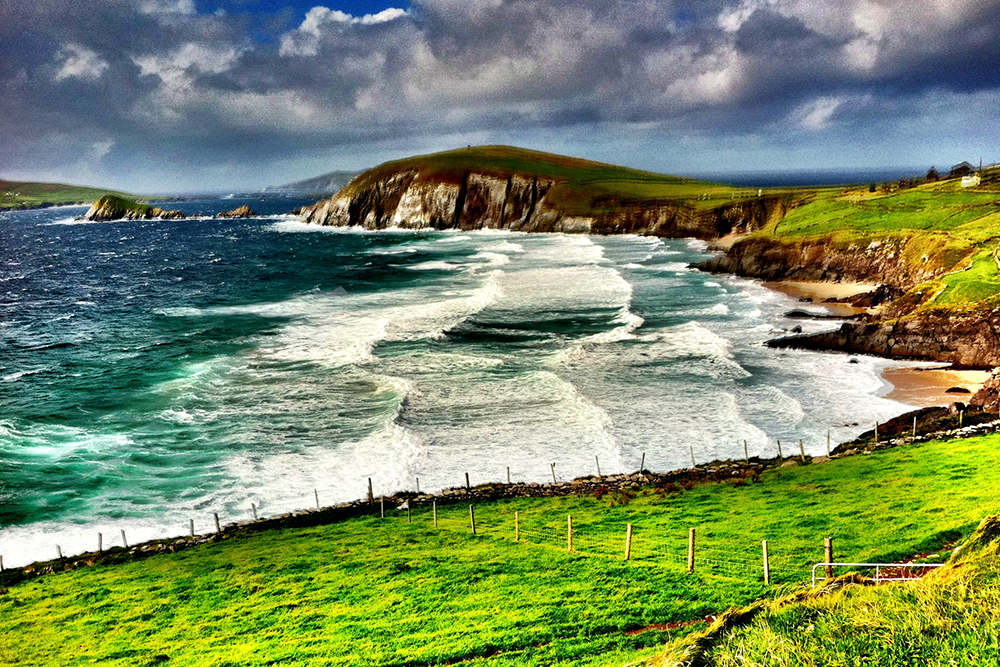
[4,432,1000,666]
[341,145,751,215]
[0,179,137,210]
[747,171,1000,311]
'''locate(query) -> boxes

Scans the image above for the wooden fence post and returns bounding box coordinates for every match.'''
[416,477,420,494]
[824,537,834,579]
[777,439,783,459]
[550,463,557,484]
[913,415,918,439]
[625,523,633,561]
[827,431,831,456]
[98,532,103,554]
[640,452,645,472]
[368,478,374,505]
[875,422,879,445]
[567,515,573,552]
[214,513,221,534]
[121,529,128,549]
[251,503,257,521]
[743,440,749,462]
[466,472,471,491]
[595,455,602,477]
[407,505,412,524]
[515,511,520,542]
[799,439,806,462]
[380,497,385,519]
[469,505,476,535]
[690,445,696,468]
[762,539,770,585]
[507,466,511,484]
[189,518,195,537]
[433,500,438,528]
[57,545,63,561]
[687,528,696,573]
[314,489,320,510]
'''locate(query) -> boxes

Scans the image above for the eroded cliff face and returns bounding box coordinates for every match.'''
[699,236,943,288]
[299,171,789,238]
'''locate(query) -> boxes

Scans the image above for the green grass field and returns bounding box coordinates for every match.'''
[4,432,1000,667]
[0,179,135,209]
[655,514,1000,666]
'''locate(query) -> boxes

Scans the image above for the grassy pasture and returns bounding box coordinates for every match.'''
[4,432,1000,666]
[0,179,136,209]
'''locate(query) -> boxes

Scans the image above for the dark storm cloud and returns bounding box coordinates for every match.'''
[3,0,1000,190]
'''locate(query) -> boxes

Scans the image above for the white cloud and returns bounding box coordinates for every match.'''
[280,6,409,57]
[86,139,115,162]
[134,43,241,89]
[138,0,195,14]
[790,96,842,130]
[53,44,109,82]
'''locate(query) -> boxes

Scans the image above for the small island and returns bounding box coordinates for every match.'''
[82,195,185,221]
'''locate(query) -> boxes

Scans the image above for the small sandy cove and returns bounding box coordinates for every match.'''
[761,279,990,407]
[882,367,990,408]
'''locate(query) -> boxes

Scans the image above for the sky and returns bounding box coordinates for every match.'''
[2,0,1000,193]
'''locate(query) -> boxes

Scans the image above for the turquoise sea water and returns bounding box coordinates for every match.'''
[1,198,915,566]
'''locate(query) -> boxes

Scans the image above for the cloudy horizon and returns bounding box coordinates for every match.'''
[2,0,999,193]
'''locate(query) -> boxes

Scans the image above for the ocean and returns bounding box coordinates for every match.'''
[1,197,915,567]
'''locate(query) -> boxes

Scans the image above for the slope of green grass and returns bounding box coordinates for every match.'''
[0,179,137,209]
[345,145,744,215]
[4,432,1000,666]
[655,515,1000,666]
[755,179,1000,310]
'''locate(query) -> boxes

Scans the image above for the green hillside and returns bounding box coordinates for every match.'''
[656,514,1000,666]
[343,145,749,215]
[4,432,1000,666]
[753,175,1000,311]
[0,179,137,209]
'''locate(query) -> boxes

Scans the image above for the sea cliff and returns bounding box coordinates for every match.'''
[299,146,789,238]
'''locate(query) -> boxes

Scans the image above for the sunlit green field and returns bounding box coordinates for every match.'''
[4,432,1000,667]
[0,179,136,209]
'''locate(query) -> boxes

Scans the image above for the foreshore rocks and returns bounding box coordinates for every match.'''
[766,311,1000,368]
[215,205,258,218]
[82,195,185,222]
[299,169,790,239]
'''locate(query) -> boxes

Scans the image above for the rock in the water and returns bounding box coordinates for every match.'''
[83,195,185,221]
[970,368,1000,411]
[945,386,972,394]
[215,205,258,219]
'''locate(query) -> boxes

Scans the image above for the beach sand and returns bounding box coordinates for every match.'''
[765,280,876,317]
[882,367,989,407]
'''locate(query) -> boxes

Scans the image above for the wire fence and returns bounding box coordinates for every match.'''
[372,500,843,586]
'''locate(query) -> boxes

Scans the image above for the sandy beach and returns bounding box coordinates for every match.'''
[882,366,989,407]
[765,279,878,317]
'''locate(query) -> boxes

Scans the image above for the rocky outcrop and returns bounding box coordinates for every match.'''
[699,236,943,289]
[300,169,790,238]
[83,195,185,221]
[215,205,258,219]
[767,310,1000,367]
[970,369,1000,411]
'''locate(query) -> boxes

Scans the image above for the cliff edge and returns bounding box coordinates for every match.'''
[299,146,789,238]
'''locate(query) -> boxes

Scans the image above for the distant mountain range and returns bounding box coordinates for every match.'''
[264,170,361,194]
